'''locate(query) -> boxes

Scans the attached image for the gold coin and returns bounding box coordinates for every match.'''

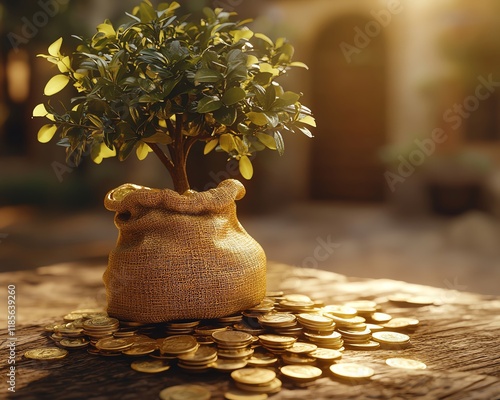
[329,363,374,379]
[286,342,318,354]
[212,358,248,371]
[386,357,427,370]
[344,341,380,350]
[257,313,296,326]
[258,334,297,345]
[231,368,276,385]
[122,342,157,356]
[297,313,333,326]
[24,347,68,360]
[83,316,119,328]
[372,331,410,344]
[225,389,268,400]
[280,365,322,381]
[382,317,419,329]
[131,359,171,373]
[59,338,89,349]
[160,335,199,355]
[95,337,135,351]
[178,346,217,362]
[309,348,342,361]
[281,353,317,366]
[159,384,211,400]
[322,305,357,318]
[235,378,282,394]
[370,312,392,323]
[212,330,253,344]
[246,352,278,367]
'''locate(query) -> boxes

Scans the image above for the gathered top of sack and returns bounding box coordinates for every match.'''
[104,179,246,215]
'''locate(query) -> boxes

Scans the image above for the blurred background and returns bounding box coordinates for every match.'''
[1,0,499,295]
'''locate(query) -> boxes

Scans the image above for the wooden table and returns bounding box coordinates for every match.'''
[1,261,499,399]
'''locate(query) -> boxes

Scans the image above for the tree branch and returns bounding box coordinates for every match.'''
[148,143,175,175]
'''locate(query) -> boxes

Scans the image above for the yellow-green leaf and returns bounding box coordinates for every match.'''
[204,139,218,155]
[37,124,57,143]
[57,56,71,73]
[44,74,70,96]
[32,103,55,121]
[246,55,259,67]
[219,134,235,152]
[136,142,152,161]
[92,142,116,164]
[290,61,309,70]
[48,37,63,57]
[260,63,279,76]
[247,112,268,126]
[97,21,116,38]
[256,133,277,150]
[254,33,274,47]
[299,115,316,127]
[239,155,253,179]
[231,29,253,43]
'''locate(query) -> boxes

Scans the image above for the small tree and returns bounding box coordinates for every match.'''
[33,1,315,194]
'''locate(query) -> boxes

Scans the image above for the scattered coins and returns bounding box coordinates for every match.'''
[372,331,410,347]
[24,347,68,360]
[386,357,427,370]
[159,384,211,400]
[330,363,375,380]
[130,359,171,373]
[280,365,323,383]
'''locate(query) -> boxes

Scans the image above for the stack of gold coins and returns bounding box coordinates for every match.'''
[323,314,366,331]
[280,365,323,384]
[276,294,316,313]
[231,368,282,395]
[322,305,357,319]
[296,313,336,334]
[258,334,297,354]
[160,335,199,357]
[217,314,243,327]
[212,331,254,361]
[372,331,411,349]
[281,342,318,365]
[165,320,200,336]
[177,345,218,373]
[257,312,301,333]
[94,337,135,356]
[82,317,120,343]
[337,326,379,350]
[63,309,107,322]
[121,336,158,356]
[303,331,343,350]
[51,321,89,350]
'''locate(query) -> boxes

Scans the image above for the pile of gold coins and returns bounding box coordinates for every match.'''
[26,292,429,399]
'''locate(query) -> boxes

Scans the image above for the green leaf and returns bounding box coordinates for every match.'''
[197,96,223,113]
[295,124,314,138]
[256,133,277,150]
[37,124,57,143]
[214,106,237,126]
[222,87,246,106]
[219,134,235,152]
[44,74,70,96]
[230,29,254,43]
[239,155,253,179]
[194,68,223,84]
[275,91,301,107]
[204,139,218,155]
[247,112,268,126]
[118,140,136,161]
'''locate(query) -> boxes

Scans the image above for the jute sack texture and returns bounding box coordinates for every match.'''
[103,179,266,323]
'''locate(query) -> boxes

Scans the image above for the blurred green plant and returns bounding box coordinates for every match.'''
[33,0,314,193]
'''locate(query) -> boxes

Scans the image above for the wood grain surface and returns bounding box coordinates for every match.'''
[1,262,499,399]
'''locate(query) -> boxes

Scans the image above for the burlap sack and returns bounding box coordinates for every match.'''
[102,179,266,323]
